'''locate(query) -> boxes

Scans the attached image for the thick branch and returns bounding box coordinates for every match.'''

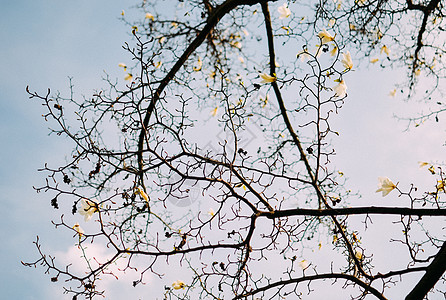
[406,0,441,70]
[260,207,446,218]
[405,241,446,300]
[232,273,387,300]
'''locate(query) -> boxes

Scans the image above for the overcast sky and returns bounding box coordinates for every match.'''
[1,1,444,299]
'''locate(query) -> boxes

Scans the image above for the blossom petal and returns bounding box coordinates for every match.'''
[375,176,396,197]
[299,259,309,269]
[172,280,186,290]
[278,3,291,19]
[341,51,353,70]
[78,198,99,222]
[334,80,347,98]
[259,73,276,83]
[145,13,155,21]
[318,29,335,44]
[135,187,149,202]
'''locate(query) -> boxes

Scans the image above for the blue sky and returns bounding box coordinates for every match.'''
[1,1,131,298]
[1,1,444,299]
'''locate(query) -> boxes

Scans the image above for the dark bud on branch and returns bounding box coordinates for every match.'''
[51,197,59,209]
[63,174,71,184]
[88,162,101,178]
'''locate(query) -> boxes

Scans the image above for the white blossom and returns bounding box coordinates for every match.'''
[145,12,154,21]
[278,3,291,19]
[172,280,186,290]
[341,51,353,70]
[334,80,347,97]
[118,63,127,71]
[259,73,277,83]
[299,259,309,269]
[381,45,390,56]
[124,73,133,81]
[318,29,335,44]
[78,198,99,222]
[376,177,396,197]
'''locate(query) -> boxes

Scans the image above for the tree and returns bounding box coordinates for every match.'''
[23,0,446,299]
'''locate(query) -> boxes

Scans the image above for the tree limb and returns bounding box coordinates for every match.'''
[405,240,446,300]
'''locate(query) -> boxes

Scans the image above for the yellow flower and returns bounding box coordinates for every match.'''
[121,10,125,16]
[352,232,361,243]
[118,63,127,71]
[428,165,435,174]
[341,51,353,70]
[318,29,335,44]
[135,187,149,202]
[437,180,445,192]
[299,259,309,269]
[381,45,390,56]
[261,94,269,108]
[418,161,429,168]
[333,80,347,97]
[278,3,291,19]
[376,177,396,197]
[259,73,277,83]
[208,208,215,216]
[328,18,336,27]
[193,57,202,72]
[172,280,186,290]
[355,250,363,260]
[370,58,379,63]
[238,56,245,64]
[73,223,84,236]
[211,107,218,116]
[78,198,99,222]
[230,41,242,49]
[281,25,290,35]
[330,46,338,56]
[124,73,133,81]
[389,89,396,97]
[349,23,356,30]
[154,61,162,69]
[145,13,155,21]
